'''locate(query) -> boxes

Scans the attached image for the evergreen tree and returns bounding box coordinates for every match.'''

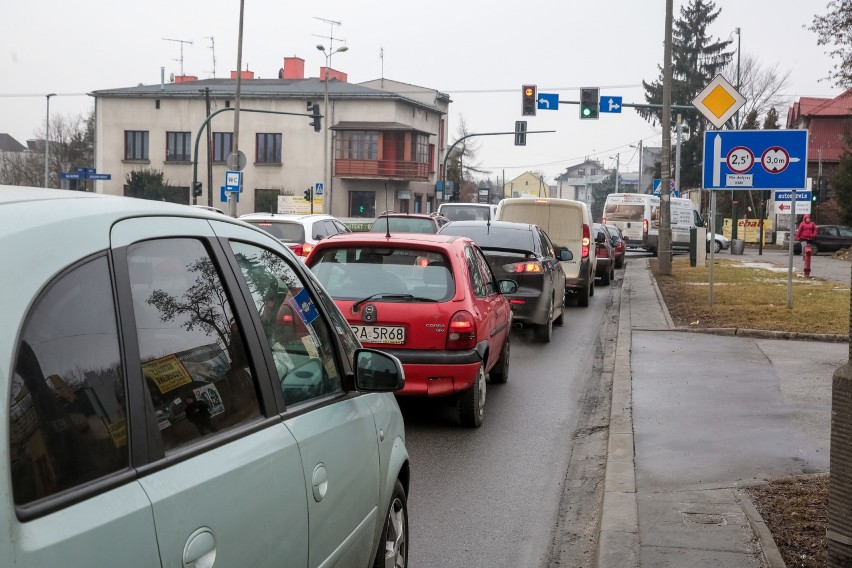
[125,170,186,203]
[832,135,852,226]
[762,107,780,129]
[740,109,760,129]
[591,171,620,221]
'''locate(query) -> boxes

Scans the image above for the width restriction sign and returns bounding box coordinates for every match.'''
[702,130,808,191]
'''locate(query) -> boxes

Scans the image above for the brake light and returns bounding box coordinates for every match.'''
[601,216,607,224]
[289,243,312,257]
[582,224,591,258]
[503,261,543,273]
[446,311,477,350]
[597,244,610,258]
[643,219,648,238]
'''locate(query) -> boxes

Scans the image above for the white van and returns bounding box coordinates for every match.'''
[602,193,700,254]
[437,202,498,222]
[497,197,597,307]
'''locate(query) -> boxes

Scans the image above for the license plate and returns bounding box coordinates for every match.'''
[351,325,406,345]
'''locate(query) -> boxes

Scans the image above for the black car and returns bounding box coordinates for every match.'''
[794,224,852,255]
[439,220,570,343]
[593,223,616,285]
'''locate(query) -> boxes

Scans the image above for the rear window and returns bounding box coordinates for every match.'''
[244,220,305,243]
[370,217,437,234]
[439,205,493,221]
[310,247,454,302]
[442,225,536,252]
[603,203,644,222]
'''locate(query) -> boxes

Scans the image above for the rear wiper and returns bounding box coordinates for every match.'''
[352,293,437,312]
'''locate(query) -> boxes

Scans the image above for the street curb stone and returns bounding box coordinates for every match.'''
[736,490,787,568]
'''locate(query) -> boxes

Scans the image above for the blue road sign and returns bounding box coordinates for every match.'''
[225,170,242,192]
[774,190,811,202]
[599,96,622,113]
[87,174,111,180]
[702,129,808,190]
[314,182,324,196]
[60,173,84,180]
[220,187,240,202]
[537,93,559,110]
[652,178,678,197]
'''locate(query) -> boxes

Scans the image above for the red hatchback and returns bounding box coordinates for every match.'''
[306,233,516,427]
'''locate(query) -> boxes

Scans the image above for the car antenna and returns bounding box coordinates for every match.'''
[384,182,391,239]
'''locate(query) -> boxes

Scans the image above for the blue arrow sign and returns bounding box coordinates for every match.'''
[537,93,559,110]
[702,130,808,190]
[599,96,622,114]
[220,187,240,202]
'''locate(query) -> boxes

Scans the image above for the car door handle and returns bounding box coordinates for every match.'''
[183,527,216,568]
[312,463,328,502]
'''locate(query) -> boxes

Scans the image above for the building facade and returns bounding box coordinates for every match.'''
[90,59,450,218]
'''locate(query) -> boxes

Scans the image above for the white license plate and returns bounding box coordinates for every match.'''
[351,325,406,344]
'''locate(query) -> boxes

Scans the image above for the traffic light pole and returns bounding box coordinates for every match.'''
[191,107,321,208]
[442,130,554,202]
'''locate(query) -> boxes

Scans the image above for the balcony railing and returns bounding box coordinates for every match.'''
[335,159,429,180]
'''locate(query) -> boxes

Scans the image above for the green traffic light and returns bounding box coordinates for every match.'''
[582,107,591,117]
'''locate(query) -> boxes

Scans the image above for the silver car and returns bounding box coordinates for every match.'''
[0,186,409,567]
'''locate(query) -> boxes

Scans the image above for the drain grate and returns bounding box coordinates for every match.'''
[682,512,727,525]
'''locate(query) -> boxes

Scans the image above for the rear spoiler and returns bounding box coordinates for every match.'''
[478,246,537,258]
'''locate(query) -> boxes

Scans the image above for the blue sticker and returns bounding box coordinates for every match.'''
[289,288,319,324]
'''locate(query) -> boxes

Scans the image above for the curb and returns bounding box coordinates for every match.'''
[736,489,787,568]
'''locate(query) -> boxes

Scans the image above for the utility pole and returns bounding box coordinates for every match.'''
[614,154,620,193]
[204,88,213,208]
[638,140,644,193]
[230,0,245,218]
[658,0,674,274]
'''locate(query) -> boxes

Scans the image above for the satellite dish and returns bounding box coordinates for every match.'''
[169,72,175,83]
[278,68,285,79]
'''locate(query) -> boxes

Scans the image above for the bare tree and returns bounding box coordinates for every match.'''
[724,53,792,122]
[809,0,852,88]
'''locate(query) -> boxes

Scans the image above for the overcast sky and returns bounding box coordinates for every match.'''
[1,0,839,183]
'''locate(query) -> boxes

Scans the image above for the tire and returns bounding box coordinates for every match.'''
[615,258,624,269]
[458,363,486,427]
[589,275,596,297]
[600,266,611,286]
[372,479,408,568]
[578,281,590,307]
[490,335,510,384]
[554,295,565,326]
[713,240,722,253]
[535,299,554,343]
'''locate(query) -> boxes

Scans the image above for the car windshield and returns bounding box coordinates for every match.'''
[310,247,454,301]
[604,203,644,221]
[442,225,536,252]
[371,217,437,234]
[243,220,305,243]
[439,205,494,221]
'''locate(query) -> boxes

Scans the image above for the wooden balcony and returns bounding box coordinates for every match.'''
[335,159,429,180]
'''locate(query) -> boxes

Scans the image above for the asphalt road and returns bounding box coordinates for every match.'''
[402,274,621,567]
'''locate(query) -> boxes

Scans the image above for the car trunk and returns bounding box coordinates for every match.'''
[480,248,543,291]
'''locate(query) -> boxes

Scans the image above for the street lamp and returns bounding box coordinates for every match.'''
[44,93,56,188]
[316,43,348,215]
[630,141,644,193]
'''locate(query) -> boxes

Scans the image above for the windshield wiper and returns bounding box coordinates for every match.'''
[352,293,437,312]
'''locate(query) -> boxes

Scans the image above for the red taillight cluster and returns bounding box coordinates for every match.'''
[502,261,543,273]
[582,224,591,258]
[289,243,313,257]
[446,311,477,350]
[601,216,607,224]
[597,243,610,258]
[642,219,649,237]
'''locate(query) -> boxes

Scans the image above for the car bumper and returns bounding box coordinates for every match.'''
[596,258,613,276]
[564,258,591,291]
[381,348,483,397]
[505,290,548,325]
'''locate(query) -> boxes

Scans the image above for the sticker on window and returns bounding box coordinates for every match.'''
[289,288,319,324]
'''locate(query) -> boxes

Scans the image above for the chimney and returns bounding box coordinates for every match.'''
[174,75,199,83]
[320,67,348,83]
[230,70,255,80]
[281,57,305,79]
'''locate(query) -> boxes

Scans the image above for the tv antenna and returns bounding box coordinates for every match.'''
[312,17,346,54]
[162,37,193,77]
[205,36,217,77]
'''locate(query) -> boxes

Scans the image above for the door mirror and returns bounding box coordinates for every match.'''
[354,349,405,391]
[498,279,518,294]
[557,247,573,261]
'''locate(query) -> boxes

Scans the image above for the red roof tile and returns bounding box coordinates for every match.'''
[807,118,852,162]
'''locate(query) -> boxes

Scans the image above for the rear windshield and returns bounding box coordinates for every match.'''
[603,203,644,222]
[244,220,305,243]
[370,217,437,234]
[439,205,494,221]
[442,225,536,252]
[310,247,454,301]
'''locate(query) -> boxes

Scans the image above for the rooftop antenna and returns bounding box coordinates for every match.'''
[312,16,346,69]
[384,182,391,239]
[380,47,384,88]
[162,37,193,77]
[205,36,217,77]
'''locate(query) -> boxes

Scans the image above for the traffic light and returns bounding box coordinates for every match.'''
[308,102,322,132]
[812,185,819,202]
[514,120,527,146]
[579,87,600,120]
[304,188,312,202]
[521,85,537,116]
[192,181,202,197]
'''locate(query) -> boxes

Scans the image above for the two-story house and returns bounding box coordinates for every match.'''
[90,57,450,218]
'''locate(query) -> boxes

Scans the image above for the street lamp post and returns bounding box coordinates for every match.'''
[316,44,348,215]
[44,93,56,188]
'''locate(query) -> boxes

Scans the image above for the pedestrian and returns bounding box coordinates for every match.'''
[795,214,817,252]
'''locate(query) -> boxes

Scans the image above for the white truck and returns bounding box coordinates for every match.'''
[602,193,702,255]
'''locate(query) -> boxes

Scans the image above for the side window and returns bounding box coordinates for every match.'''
[11,256,128,505]
[474,247,498,295]
[539,230,555,258]
[333,220,351,234]
[127,239,261,453]
[312,221,330,240]
[465,247,486,297]
[229,241,344,406]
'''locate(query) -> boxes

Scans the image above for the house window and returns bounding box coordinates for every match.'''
[213,132,233,163]
[166,132,191,162]
[125,130,149,161]
[411,134,429,164]
[591,168,598,175]
[256,133,282,164]
[338,131,378,160]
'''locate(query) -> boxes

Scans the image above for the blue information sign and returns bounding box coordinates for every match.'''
[537,93,559,110]
[599,96,622,113]
[220,187,240,203]
[702,130,808,190]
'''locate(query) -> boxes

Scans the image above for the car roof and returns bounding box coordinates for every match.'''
[310,232,467,249]
[441,220,536,231]
[376,212,442,219]
[240,213,332,221]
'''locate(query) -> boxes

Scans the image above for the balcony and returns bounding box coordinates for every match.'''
[335,159,429,180]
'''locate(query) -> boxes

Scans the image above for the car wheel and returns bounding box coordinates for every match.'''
[458,362,486,427]
[601,266,611,286]
[535,299,554,343]
[372,479,408,568]
[490,335,510,384]
[615,258,624,269]
[714,240,722,253]
[578,281,590,307]
[554,295,565,326]
[589,274,596,297]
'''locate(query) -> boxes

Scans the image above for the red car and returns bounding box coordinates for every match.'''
[306,233,517,427]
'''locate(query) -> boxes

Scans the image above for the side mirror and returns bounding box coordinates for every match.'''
[557,247,573,261]
[354,349,405,391]
[498,279,518,294]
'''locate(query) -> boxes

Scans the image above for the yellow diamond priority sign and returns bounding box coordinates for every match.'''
[692,74,746,129]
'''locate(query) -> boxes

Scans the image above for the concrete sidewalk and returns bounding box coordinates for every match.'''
[597,257,846,567]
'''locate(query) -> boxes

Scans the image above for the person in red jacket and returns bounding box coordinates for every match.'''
[795,215,817,250]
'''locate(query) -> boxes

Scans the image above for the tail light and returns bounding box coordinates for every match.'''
[446,311,477,350]
[289,243,313,257]
[503,261,543,273]
[642,219,648,238]
[597,243,610,258]
[582,224,591,258]
[601,216,607,224]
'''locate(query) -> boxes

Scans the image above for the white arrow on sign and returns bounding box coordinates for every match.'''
[537,97,551,109]
[607,98,621,112]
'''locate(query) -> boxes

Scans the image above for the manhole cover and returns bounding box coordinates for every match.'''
[682,512,727,525]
